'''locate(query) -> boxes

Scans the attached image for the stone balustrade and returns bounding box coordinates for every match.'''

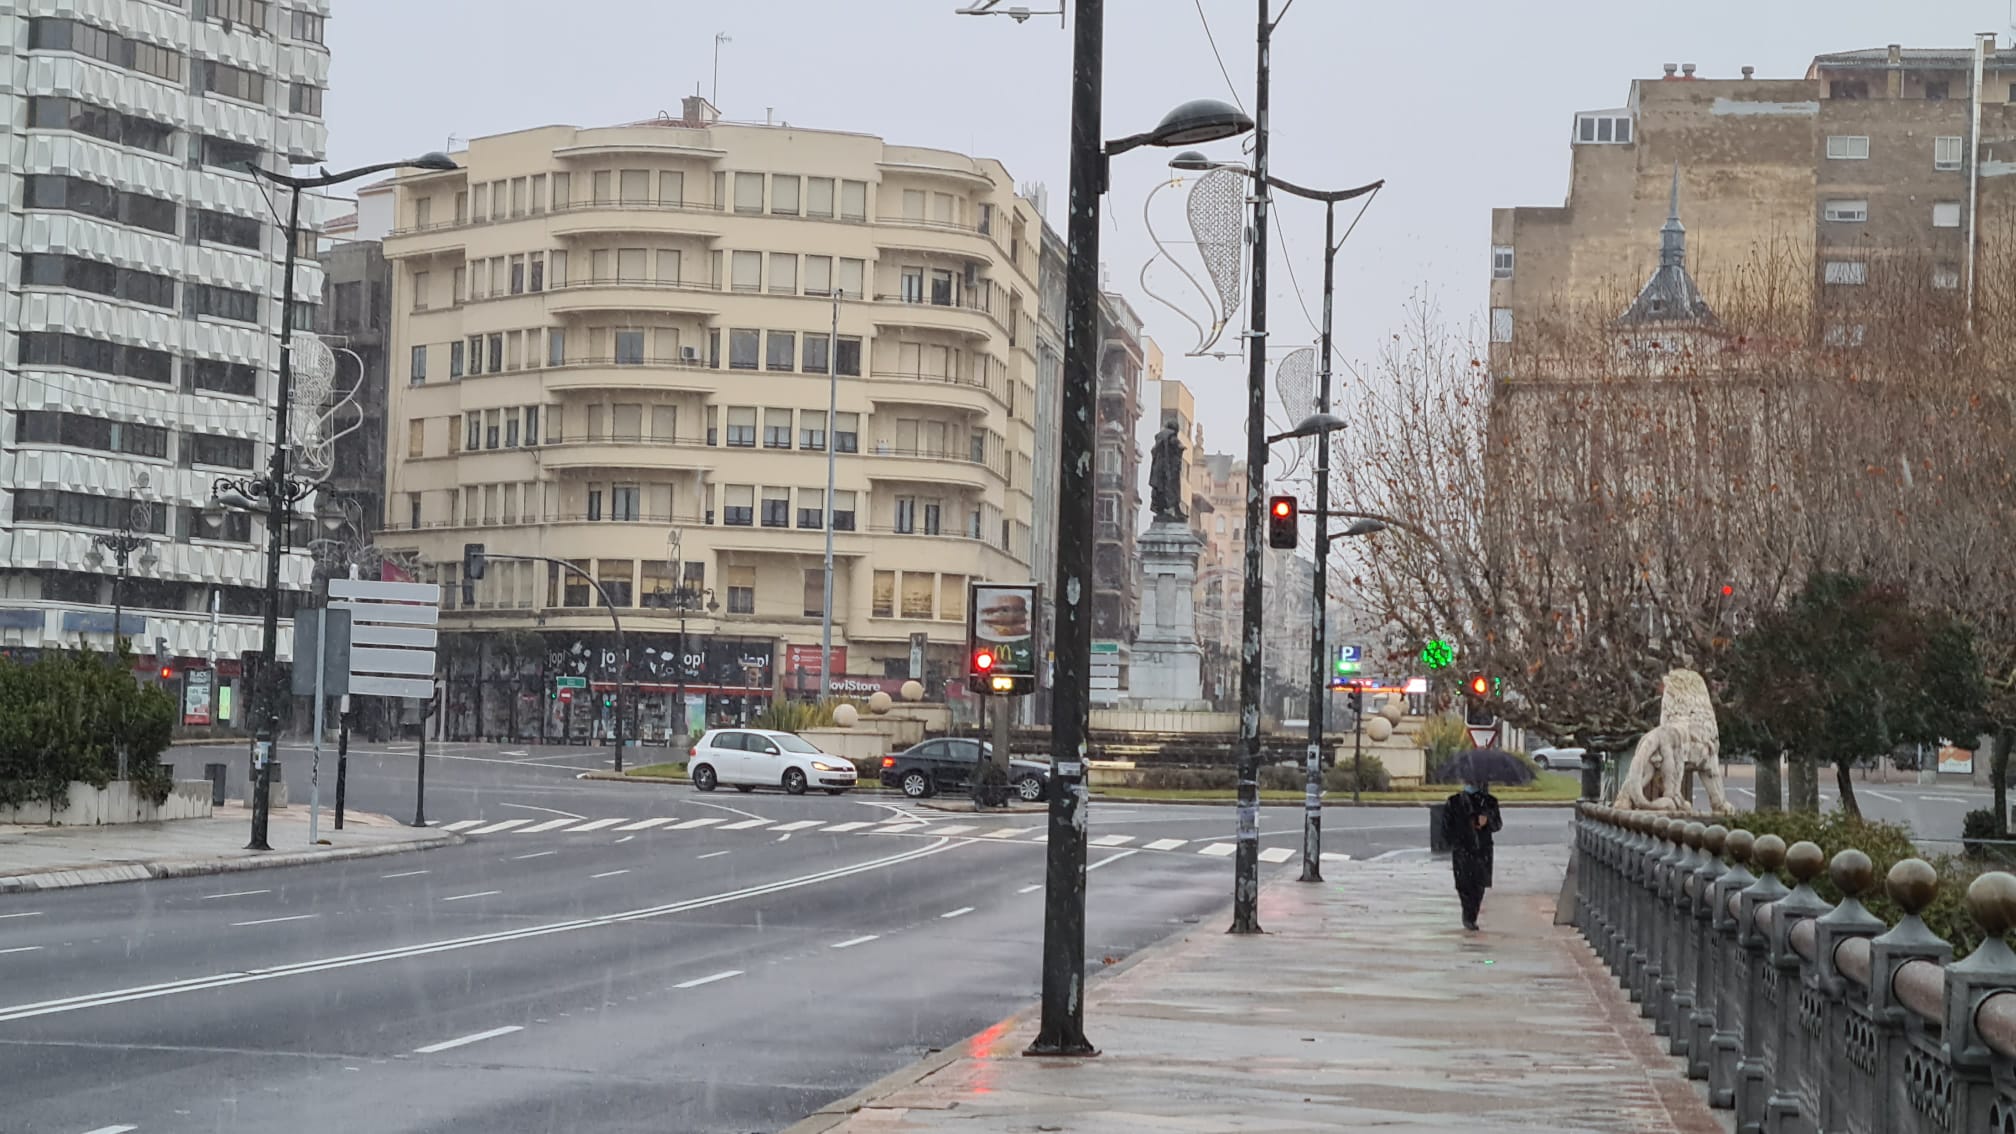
[1572,802,2016,1133]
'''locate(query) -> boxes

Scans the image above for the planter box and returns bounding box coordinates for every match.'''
[0,779,214,826]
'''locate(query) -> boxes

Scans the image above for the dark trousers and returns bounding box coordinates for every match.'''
[1457,880,1485,924]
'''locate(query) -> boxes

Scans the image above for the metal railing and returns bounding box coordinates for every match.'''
[1572,804,2016,1133]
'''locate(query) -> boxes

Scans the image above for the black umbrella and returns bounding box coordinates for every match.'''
[1434,748,1535,787]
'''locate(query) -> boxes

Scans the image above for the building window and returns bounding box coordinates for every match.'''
[466,415,481,452]
[729,329,760,371]
[410,345,427,384]
[201,60,267,104]
[895,496,916,534]
[615,330,645,365]
[288,84,323,117]
[835,336,862,377]
[185,283,259,323]
[1822,199,1867,223]
[840,180,868,221]
[28,18,188,84]
[1933,265,1960,290]
[21,332,174,386]
[763,408,793,449]
[190,433,256,470]
[16,489,169,533]
[797,489,824,530]
[529,253,545,293]
[612,485,640,522]
[488,334,503,372]
[833,412,859,454]
[548,329,566,368]
[803,334,830,375]
[800,410,827,451]
[725,407,757,448]
[449,340,465,379]
[1830,80,1870,100]
[22,253,177,310]
[731,251,762,293]
[1489,307,1513,343]
[28,97,176,155]
[766,331,796,372]
[1932,202,1962,228]
[505,413,520,448]
[1823,260,1867,286]
[1826,135,1870,160]
[723,485,754,526]
[525,405,542,445]
[772,175,800,216]
[1934,136,1964,171]
[291,9,325,42]
[832,490,856,531]
[761,488,790,528]
[197,134,261,170]
[1490,245,1513,279]
[727,567,756,615]
[1923,81,1950,101]
[1573,113,1632,144]
[24,175,179,235]
[872,570,894,617]
[189,356,256,396]
[734,173,765,214]
[807,177,835,218]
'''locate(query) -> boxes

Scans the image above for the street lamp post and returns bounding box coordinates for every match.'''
[223,151,457,852]
[84,482,158,651]
[821,285,841,700]
[967,0,1251,1060]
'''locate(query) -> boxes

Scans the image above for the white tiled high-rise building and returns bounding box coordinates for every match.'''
[0,1,331,704]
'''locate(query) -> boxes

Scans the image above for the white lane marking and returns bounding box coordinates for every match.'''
[1369,848,1425,862]
[465,819,534,835]
[614,817,676,832]
[590,870,630,880]
[0,946,44,955]
[683,799,770,822]
[697,851,730,860]
[718,819,771,830]
[1089,834,1135,847]
[670,817,725,830]
[876,821,926,832]
[441,891,501,902]
[200,889,271,901]
[820,821,872,832]
[1087,849,1140,872]
[614,835,635,844]
[440,820,485,832]
[413,1024,524,1054]
[0,839,959,1024]
[1258,847,1296,864]
[933,824,978,834]
[771,820,821,832]
[79,1126,139,1134]
[1865,790,1904,804]
[1734,787,1756,797]
[1144,838,1187,851]
[941,906,975,919]
[381,870,430,879]
[1199,843,1236,857]
[519,818,578,833]
[0,912,44,921]
[675,969,743,989]
[1924,795,1975,803]
[567,818,628,832]
[499,802,586,820]
[501,750,530,757]
[1017,884,1043,894]
[983,827,1030,839]
[1322,852,1353,862]
[831,935,880,950]
[231,914,319,927]
[511,851,557,861]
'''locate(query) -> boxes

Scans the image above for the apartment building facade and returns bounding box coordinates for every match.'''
[1489,38,2016,373]
[1196,451,1244,710]
[0,1,330,703]
[380,100,1044,739]
[1091,293,1145,648]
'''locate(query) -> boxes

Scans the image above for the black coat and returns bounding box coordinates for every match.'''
[1442,790,1503,890]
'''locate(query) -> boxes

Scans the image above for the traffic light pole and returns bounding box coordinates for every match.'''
[1299,199,1337,885]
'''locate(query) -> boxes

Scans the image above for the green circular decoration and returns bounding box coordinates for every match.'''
[1420,639,1455,670]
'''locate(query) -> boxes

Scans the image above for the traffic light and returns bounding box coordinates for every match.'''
[968,646,996,694]
[1267,496,1297,549]
[1466,673,1489,698]
[158,664,175,682]
[1464,672,1493,726]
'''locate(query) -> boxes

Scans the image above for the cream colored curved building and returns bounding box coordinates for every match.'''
[381,98,1041,740]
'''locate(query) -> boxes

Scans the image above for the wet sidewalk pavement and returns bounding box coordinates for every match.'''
[0,803,457,892]
[792,845,1727,1133]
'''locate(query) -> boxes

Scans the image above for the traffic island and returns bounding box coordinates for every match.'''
[0,805,459,893]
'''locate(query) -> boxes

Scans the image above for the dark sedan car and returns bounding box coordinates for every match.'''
[880,738,1051,801]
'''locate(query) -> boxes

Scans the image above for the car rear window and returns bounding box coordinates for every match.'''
[712,732,747,751]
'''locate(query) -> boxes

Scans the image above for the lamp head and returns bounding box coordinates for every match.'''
[1343,519,1387,537]
[410,151,459,172]
[138,547,161,570]
[1146,99,1254,148]
[1169,149,1231,172]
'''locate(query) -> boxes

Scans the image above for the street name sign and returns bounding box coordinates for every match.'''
[327,578,439,699]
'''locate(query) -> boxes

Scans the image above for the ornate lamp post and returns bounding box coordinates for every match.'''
[83,472,159,650]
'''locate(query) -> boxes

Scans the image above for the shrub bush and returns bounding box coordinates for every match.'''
[1417,715,1469,779]
[0,647,175,811]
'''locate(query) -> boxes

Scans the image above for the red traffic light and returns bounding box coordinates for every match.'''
[1720,584,1734,597]
[1466,673,1489,698]
[1267,495,1298,549]
[158,666,174,681]
[1272,499,1292,518]
[974,649,996,672]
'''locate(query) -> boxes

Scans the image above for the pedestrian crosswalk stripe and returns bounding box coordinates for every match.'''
[820,821,873,832]
[1089,834,1135,847]
[1321,852,1352,862]
[520,818,577,833]
[568,818,628,832]
[771,820,821,832]
[465,818,533,835]
[874,822,923,832]
[669,817,724,830]
[718,819,771,830]
[1258,847,1296,863]
[1144,838,1186,851]
[1199,842,1236,857]
[983,827,1028,839]
[933,823,978,834]
[614,817,676,831]
[441,820,484,832]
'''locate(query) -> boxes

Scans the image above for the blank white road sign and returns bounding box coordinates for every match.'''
[328,579,439,699]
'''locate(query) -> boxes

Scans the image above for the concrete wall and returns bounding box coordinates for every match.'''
[0,780,214,826]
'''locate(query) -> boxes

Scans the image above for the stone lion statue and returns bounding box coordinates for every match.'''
[1613,668,1731,814]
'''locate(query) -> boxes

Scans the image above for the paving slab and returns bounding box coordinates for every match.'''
[790,845,1728,1133]
[0,803,457,893]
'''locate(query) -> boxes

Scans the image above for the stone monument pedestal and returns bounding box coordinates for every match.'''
[1126,518,1211,711]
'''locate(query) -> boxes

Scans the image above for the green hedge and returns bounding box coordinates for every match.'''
[1132,757,1392,794]
[1719,809,2008,959]
[0,648,175,812]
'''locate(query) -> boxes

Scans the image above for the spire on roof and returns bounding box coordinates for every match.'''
[1619,164,1715,327]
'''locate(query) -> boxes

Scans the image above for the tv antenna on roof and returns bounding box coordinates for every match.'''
[954,1,1064,28]
[713,32,731,108]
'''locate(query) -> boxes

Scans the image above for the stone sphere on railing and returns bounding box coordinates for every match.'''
[1786,840,1827,884]
[1364,715,1393,742]
[867,691,893,715]
[900,679,924,703]
[1885,858,1939,916]
[1665,817,1687,842]
[1965,872,2016,937]
[1703,825,1728,855]
[1724,829,1755,865]
[1829,848,1876,898]
[1753,834,1788,873]
[1684,821,1707,849]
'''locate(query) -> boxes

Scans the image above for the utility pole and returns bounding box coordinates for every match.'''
[1230,0,1275,935]
[821,286,840,700]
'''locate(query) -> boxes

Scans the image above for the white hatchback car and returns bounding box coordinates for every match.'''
[688,728,858,795]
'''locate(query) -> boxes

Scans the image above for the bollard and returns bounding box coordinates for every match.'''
[205,763,227,806]
[1427,801,1448,854]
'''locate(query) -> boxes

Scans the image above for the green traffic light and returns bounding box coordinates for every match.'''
[1420,639,1455,670]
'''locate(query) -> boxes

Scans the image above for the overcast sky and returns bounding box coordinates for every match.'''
[325,0,1986,462]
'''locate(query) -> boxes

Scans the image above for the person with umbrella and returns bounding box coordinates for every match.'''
[1438,750,1523,931]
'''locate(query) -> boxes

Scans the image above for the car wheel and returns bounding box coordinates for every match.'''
[734,784,755,793]
[1533,756,1548,770]
[783,767,808,795]
[1014,774,1046,802]
[900,770,933,799]
[691,763,718,792]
